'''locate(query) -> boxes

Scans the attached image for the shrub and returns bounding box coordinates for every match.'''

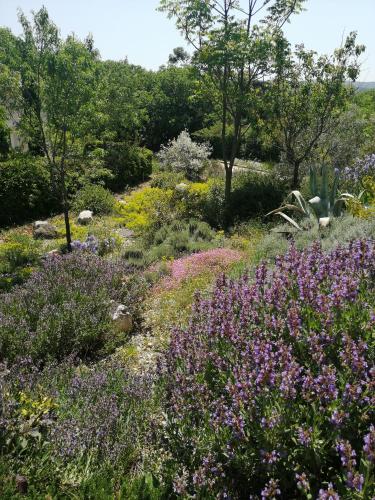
[151,171,186,189]
[161,239,375,498]
[256,215,375,264]
[0,357,155,495]
[0,233,41,291]
[0,154,56,226]
[123,220,217,268]
[230,170,288,221]
[157,131,211,181]
[343,153,375,188]
[72,184,115,215]
[117,187,174,236]
[0,252,145,364]
[104,143,153,190]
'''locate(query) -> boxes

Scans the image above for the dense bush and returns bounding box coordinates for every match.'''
[161,240,375,498]
[0,252,145,364]
[0,155,57,226]
[150,170,186,189]
[157,131,211,181]
[123,219,217,267]
[256,215,375,264]
[0,233,40,291]
[0,357,155,496]
[72,184,115,215]
[104,142,153,190]
[229,170,288,221]
[117,187,174,236]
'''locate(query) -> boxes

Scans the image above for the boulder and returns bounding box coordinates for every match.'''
[112,304,133,333]
[33,221,58,239]
[175,182,188,193]
[77,210,93,225]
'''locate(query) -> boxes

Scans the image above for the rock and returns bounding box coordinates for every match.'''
[33,221,58,239]
[117,228,134,239]
[319,217,331,228]
[34,220,49,229]
[16,475,28,495]
[112,304,133,333]
[77,210,93,225]
[46,249,61,258]
[175,182,188,192]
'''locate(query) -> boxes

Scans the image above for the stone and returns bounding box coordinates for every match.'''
[33,222,58,239]
[175,182,188,192]
[16,475,28,495]
[112,304,133,333]
[319,217,331,228]
[77,210,93,225]
[46,249,61,258]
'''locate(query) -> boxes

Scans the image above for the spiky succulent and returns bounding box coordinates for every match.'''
[267,166,354,230]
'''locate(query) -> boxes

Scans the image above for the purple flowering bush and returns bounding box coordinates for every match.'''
[161,240,375,498]
[344,153,375,187]
[0,357,155,494]
[0,252,145,364]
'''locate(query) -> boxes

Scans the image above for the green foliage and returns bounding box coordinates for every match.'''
[0,154,57,227]
[72,184,115,215]
[229,171,288,223]
[256,215,375,263]
[267,166,354,230]
[269,33,365,186]
[123,219,216,268]
[150,170,186,189]
[117,187,174,236]
[104,143,153,190]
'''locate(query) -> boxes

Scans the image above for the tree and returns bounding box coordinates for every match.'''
[159,0,305,217]
[12,8,97,250]
[168,46,191,66]
[269,33,365,187]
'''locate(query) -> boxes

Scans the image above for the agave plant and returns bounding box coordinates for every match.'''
[267,166,354,230]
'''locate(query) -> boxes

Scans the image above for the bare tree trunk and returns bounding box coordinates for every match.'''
[292,161,300,189]
[60,129,72,252]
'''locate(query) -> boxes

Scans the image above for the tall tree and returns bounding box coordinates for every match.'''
[269,32,365,187]
[12,8,97,250]
[159,0,305,215]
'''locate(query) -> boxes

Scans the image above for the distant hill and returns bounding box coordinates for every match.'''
[355,82,375,92]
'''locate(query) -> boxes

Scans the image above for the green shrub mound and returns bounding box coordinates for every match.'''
[72,184,115,215]
[123,219,216,268]
[0,155,57,227]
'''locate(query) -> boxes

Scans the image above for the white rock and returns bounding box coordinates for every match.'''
[112,304,133,333]
[319,217,331,228]
[34,220,49,229]
[77,210,93,225]
[175,182,188,192]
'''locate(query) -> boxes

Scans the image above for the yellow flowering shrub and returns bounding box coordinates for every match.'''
[347,176,375,219]
[117,187,174,234]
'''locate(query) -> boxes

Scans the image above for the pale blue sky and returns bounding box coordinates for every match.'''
[1,0,374,80]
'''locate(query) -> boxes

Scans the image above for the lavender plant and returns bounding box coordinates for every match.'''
[161,239,375,498]
[344,153,375,187]
[0,252,145,364]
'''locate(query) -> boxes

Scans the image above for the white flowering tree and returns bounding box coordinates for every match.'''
[157,130,212,181]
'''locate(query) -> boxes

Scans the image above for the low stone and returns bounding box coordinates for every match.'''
[46,249,61,258]
[33,222,58,239]
[16,475,28,495]
[319,217,331,228]
[175,182,188,192]
[77,210,93,225]
[112,304,133,333]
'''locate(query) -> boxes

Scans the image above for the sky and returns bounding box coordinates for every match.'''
[1,0,374,80]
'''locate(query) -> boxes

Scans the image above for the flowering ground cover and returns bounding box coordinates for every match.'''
[155,248,244,291]
[161,239,375,498]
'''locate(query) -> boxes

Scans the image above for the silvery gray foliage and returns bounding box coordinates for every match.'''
[157,131,212,181]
